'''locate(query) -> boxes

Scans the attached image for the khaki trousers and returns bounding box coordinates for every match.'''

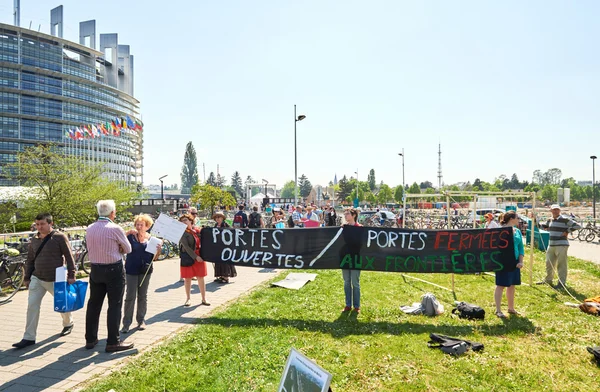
[24,275,73,341]
[544,246,569,285]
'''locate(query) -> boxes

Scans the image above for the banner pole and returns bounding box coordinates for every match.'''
[530,193,536,286]
[473,195,477,228]
[400,274,453,292]
[446,193,455,293]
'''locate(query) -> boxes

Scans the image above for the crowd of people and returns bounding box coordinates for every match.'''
[10,199,582,352]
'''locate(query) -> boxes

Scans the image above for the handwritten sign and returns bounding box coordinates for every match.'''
[278,348,333,392]
[150,214,187,244]
[200,226,516,273]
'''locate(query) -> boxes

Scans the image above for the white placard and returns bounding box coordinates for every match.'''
[145,236,163,256]
[150,213,187,244]
[278,348,332,392]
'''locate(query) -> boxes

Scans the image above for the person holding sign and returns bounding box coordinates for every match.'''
[212,211,237,284]
[341,208,363,313]
[179,214,210,307]
[121,214,162,334]
[494,211,524,318]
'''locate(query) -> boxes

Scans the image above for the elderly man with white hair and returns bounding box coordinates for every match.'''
[84,200,133,352]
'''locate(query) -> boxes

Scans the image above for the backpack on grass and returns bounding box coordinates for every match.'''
[452,302,486,320]
[428,333,484,356]
[587,346,600,363]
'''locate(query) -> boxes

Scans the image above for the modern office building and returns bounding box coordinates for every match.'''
[0,3,143,186]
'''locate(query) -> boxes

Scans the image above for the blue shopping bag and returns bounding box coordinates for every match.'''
[54,267,88,313]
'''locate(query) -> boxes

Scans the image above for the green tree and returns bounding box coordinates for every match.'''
[298,174,313,198]
[408,182,420,194]
[216,173,226,187]
[8,144,137,227]
[231,171,243,196]
[337,175,352,201]
[541,184,557,201]
[180,142,199,194]
[378,184,393,204]
[366,192,377,205]
[206,172,217,186]
[393,185,404,203]
[367,169,376,191]
[190,184,236,216]
[281,181,296,198]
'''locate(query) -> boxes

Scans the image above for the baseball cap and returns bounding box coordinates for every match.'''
[550,204,561,210]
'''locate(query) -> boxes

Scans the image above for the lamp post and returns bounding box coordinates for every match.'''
[399,151,406,228]
[354,169,359,207]
[592,156,597,221]
[159,174,168,200]
[294,105,306,207]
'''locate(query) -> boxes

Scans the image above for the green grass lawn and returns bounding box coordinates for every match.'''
[82,251,600,392]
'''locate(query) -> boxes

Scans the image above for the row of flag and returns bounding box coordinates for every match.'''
[65,116,143,141]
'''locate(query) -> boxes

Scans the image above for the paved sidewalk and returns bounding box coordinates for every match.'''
[0,258,279,391]
[566,240,600,265]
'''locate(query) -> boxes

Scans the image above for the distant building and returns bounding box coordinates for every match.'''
[0,4,143,186]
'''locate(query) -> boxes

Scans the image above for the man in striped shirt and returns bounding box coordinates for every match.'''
[538,204,581,287]
[84,200,133,353]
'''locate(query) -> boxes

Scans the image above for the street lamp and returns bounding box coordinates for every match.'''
[354,169,359,207]
[592,156,597,220]
[399,150,406,228]
[294,105,306,206]
[159,174,168,200]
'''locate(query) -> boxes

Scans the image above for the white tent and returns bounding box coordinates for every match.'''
[249,192,275,205]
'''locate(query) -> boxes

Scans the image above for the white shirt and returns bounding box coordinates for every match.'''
[485,220,500,229]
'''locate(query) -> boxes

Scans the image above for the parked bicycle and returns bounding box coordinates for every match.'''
[0,249,26,304]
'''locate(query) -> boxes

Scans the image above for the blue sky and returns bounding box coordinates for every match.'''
[2,1,599,188]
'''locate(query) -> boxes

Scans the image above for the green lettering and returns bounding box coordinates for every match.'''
[414,256,427,272]
[440,255,450,272]
[355,255,363,269]
[364,257,375,270]
[404,256,416,272]
[451,251,463,272]
[464,252,476,272]
[385,256,394,271]
[395,256,403,271]
[490,251,504,271]
[340,254,353,268]
[425,255,437,272]
[479,252,488,271]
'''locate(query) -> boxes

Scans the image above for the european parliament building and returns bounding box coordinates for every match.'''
[0,4,143,186]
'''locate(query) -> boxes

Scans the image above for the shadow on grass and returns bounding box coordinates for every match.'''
[197,314,537,339]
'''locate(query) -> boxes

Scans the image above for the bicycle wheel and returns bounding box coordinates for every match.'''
[586,232,596,243]
[79,251,92,275]
[569,230,579,240]
[0,259,25,304]
[577,229,589,241]
[157,242,170,261]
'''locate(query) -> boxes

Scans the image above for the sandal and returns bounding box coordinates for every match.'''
[201,300,211,306]
[495,311,506,318]
[507,309,521,315]
[184,299,191,307]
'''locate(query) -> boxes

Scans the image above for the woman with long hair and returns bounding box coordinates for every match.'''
[494,211,524,318]
[179,214,210,307]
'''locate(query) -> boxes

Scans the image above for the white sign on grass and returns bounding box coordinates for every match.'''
[150,213,187,244]
[278,348,332,392]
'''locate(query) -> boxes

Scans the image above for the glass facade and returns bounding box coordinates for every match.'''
[0,24,142,186]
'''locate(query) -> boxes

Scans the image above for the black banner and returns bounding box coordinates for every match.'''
[200,226,516,273]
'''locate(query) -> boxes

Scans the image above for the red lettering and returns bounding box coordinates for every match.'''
[459,233,471,251]
[471,232,483,249]
[489,231,498,249]
[482,231,491,249]
[498,229,510,248]
[448,232,459,251]
[434,232,449,250]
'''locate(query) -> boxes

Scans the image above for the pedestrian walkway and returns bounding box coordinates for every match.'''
[566,240,600,265]
[0,258,279,391]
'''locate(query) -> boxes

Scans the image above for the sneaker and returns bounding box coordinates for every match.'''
[120,326,130,334]
[342,306,351,312]
[60,325,74,336]
[12,339,35,349]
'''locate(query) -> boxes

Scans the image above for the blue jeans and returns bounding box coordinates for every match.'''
[342,269,361,308]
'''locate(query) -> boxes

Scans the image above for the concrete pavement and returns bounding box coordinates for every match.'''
[0,258,279,391]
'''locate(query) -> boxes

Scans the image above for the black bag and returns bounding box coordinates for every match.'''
[452,302,486,320]
[428,333,484,356]
[287,215,295,228]
[248,212,260,228]
[587,346,600,363]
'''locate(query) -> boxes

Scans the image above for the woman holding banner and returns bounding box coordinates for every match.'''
[494,210,524,318]
[179,214,210,307]
[121,214,162,334]
[212,212,237,283]
[341,208,362,313]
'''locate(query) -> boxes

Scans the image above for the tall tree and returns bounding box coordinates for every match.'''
[419,181,433,189]
[281,180,296,198]
[206,172,217,186]
[393,185,404,203]
[231,171,243,196]
[180,142,199,194]
[367,169,376,191]
[337,175,352,201]
[408,182,421,194]
[377,184,393,204]
[298,174,312,198]
[216,173,226,187]
[7,144,136,227]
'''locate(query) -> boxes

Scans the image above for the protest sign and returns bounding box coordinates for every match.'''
[200,226,516,273]
[278,348,333,392]
[150,213,187,243]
